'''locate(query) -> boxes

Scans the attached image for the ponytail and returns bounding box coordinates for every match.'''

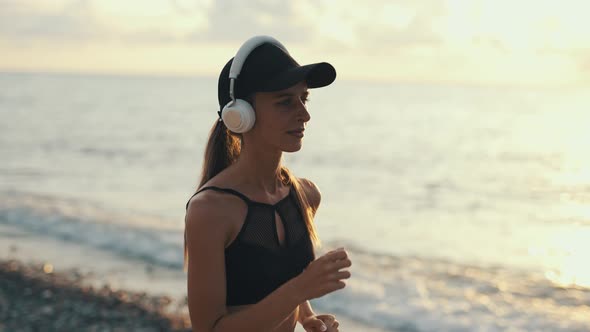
[198,120,241,188]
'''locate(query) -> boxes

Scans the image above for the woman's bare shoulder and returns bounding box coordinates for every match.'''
[296,177,322,209]
[185,190,229,231]
[186,168,241,214]
[185,179,248,245]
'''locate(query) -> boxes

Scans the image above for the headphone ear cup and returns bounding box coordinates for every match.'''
[221,99,256,133]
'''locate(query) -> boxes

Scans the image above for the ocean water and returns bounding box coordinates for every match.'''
[1,72,589,331]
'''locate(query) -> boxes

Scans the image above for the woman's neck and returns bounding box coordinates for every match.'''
[233,142,284,194]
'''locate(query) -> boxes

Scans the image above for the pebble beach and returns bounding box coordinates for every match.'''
[0,259,191,332]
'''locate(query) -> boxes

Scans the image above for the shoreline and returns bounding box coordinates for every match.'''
[0,258,388,332]
[0,225,390,332]
[0,259,191,331]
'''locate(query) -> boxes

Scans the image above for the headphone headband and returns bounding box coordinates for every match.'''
[228,36,288,97]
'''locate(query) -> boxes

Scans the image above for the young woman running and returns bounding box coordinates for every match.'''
[185,36,352,332]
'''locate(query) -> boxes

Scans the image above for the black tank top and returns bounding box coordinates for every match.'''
[185,184,315,306]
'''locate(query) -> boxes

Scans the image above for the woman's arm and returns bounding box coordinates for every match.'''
[297,178,321,326]
[186,192,350,332]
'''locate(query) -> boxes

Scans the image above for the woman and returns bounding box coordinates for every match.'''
[184,36,352,332]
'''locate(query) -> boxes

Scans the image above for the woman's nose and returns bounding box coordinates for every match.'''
[298,100,311,122]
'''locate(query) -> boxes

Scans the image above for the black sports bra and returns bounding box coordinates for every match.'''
[185,184,315,306]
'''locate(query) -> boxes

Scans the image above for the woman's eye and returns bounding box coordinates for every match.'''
[279,99,291,106]
[277,96,309,106]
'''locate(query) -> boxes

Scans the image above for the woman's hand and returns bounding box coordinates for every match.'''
[292,248,352,301]
[301,314,340,332]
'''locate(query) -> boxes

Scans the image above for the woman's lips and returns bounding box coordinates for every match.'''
[287,130,304,138]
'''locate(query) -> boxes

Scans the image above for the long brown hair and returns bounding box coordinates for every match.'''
[184,119,321,269]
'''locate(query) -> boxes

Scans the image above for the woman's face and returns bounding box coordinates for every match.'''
[248,81,311,153]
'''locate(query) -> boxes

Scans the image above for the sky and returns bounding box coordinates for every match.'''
[1,0,589,87]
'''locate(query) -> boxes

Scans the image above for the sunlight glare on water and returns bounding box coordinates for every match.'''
[541,227,590,289]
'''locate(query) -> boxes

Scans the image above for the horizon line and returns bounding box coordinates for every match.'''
[0,68,585,91]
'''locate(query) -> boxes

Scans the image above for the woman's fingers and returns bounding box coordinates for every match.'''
[324,248,348,261]
[331,271,351,280]
[335,280,347,290]
[332,258,352,270]
[324,280,346,293]
[316,314,335,326]
[316,314,339,332]
[303,317,328,332]
[322,259,351,276]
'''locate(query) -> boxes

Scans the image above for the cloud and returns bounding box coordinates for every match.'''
[0,0,446,51]
[178,0,450,59]
[186,0,313,43]
[3,0,588,55]
[357,1,445,52]
[0,0,208,45]
[0,0,110,44]
[1,0,587,85]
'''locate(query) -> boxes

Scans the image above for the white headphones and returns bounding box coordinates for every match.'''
[221,36,288,133]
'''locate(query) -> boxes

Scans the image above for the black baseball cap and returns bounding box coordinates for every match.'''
[217,42,336,112]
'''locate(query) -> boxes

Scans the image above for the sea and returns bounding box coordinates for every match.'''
[1,71,589,331]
